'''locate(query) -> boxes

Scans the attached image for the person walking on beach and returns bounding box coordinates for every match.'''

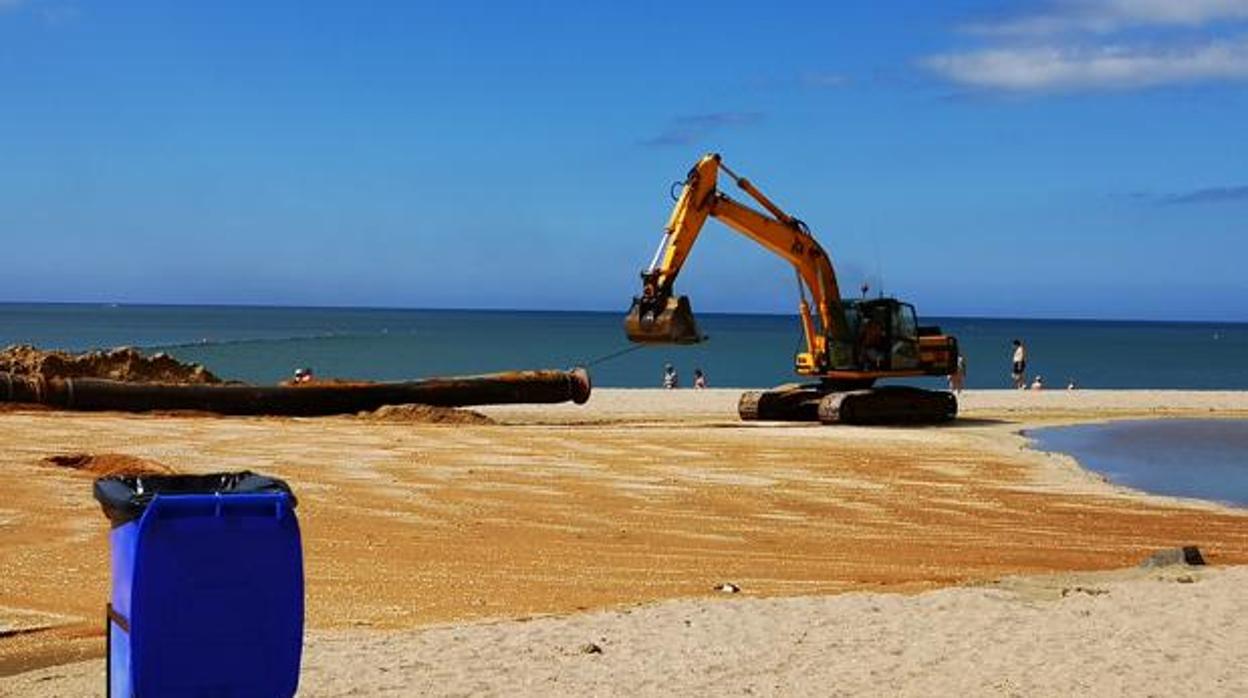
[693,368,707,389]
[949,353,966,394]
[1010,339,1027,389]
[663,363,679,389]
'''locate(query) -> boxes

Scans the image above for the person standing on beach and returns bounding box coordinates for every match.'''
[949,353,966,394]
[1011,339,1027,389]
[663,363,678,389]
[693,368,707,389]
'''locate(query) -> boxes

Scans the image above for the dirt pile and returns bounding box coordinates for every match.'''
[0,345,220,384]
[40,452,177,477]
[360,403,495,425]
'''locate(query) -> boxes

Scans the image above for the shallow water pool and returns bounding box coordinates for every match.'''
[1029,419,1248,508]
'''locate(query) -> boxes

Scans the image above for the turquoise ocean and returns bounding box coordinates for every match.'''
[2,303,1247,389]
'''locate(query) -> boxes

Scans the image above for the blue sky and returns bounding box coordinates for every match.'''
[1,1,1246,320]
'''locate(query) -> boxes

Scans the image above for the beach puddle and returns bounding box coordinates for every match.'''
[1029,419,1248,507]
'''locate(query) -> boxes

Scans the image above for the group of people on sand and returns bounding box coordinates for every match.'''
[1009,339,1075,391]
[662,364,707,389]
[946,339,1076,393]
[658,340,1076,393]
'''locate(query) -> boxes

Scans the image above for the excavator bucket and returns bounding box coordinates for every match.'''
[624,295,703,345]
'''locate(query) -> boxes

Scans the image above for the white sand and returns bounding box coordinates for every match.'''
[5,564,1243,697]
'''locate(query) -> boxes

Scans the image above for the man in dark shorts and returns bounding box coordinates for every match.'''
[1011,339,1027,389]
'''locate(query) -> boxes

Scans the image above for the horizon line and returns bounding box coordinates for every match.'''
[0,299,1245,326]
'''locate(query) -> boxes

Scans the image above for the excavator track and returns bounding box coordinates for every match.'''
[817,386,957,425]
[739,385,957,425]
[738,385,823,422]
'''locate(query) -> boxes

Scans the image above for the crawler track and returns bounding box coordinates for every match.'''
[739,384,957,425]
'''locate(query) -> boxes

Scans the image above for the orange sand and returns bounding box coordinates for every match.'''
[1,389,1246,676]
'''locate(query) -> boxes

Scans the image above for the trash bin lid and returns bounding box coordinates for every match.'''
[93,471,296,526]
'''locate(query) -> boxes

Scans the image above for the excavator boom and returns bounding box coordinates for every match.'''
[625,154,852,371]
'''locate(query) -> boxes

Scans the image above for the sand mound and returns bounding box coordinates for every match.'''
[40,452,177,477]
[361,403,495,425]
[0,344,220,384]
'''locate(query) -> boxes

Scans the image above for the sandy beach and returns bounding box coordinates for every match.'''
[2,389,1247,695]
[8,0,1247,694]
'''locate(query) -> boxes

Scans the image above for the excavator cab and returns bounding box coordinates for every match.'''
[844,298,921,371]
[844,298,952,374]
[624,272,703,344]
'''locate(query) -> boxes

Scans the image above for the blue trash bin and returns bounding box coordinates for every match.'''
[94,472,304,698]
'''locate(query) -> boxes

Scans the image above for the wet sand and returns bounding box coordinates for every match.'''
[2,389,1247,694]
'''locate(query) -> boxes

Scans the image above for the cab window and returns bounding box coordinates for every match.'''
[893,304,918,341]
[890,304,920,369]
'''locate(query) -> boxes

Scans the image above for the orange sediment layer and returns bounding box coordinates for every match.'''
[1,399,1246,675]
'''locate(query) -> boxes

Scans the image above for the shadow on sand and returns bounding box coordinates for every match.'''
[943,417,1015,428]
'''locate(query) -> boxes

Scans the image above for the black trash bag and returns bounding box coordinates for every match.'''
[93,471,297,526]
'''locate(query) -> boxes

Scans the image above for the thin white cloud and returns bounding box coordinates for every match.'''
[968,0,1248,36]
[923,36,1248,91]
[1162,184,1248,205]
[641,112,765,147]
[799,72,851,88]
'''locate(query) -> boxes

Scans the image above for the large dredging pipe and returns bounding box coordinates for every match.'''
[0,368,591,416]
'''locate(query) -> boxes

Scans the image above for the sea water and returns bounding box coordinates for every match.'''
[1030,420,1248,507]
[2,303,1247,389]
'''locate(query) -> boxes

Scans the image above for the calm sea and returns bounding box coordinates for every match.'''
[1030,420,1248,507]
[2,303,1246,389]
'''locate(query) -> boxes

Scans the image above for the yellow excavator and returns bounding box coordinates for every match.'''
[624,153,959,424]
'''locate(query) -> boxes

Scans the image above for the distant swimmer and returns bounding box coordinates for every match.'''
[662,363,678,389]
[1011,339,1027,389]
[1030,375,1044,391]
[693,368,707,389]
[293,367,314,384]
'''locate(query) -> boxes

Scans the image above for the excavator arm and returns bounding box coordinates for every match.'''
[626,153,854,372]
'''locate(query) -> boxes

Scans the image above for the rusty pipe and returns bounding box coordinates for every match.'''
[0,368,591,416]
